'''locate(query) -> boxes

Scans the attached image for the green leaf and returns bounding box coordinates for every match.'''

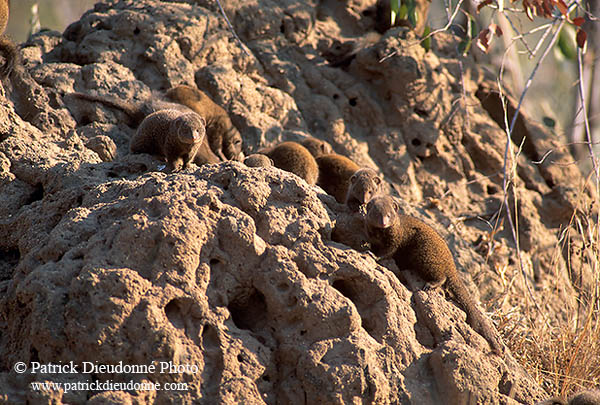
[407,0,418,28]
[390,0,401,26]
[422,25,431,52]
[459,14,476,56]
[557,26,577,60]
[398,3,408,20]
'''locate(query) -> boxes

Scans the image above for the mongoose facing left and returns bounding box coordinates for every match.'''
[365,195,504,354]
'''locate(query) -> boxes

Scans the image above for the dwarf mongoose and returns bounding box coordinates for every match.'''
[346,168,382,211]
[0,0,17,78]
[301,137,333,158]
[130,109,205,172]
[315,154,360,203]
[364,195,504,354]
[262,141,319,185]
[537,390,600,405]
[165,85,243,162]
[244,153,273,168]
[320,32,381,68]
[68,91,221,165]
[68,91,186,127]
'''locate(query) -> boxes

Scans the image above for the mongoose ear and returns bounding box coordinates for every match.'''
[374,176,382,185]
[393,200,400,212]
[350,173,357,183]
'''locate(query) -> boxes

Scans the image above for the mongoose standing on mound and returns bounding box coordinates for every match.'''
[364,195,504,354]
[0,0,18,78]
[68,91,220,165]
[262,141,319,185]
[346,168,382,211]
[315,154,360,203]
[130,109,206,172]
[165,85,243,162]
[301,137,333,158]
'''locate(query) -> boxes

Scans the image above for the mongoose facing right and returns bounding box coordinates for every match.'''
[364,195,504,354]
[130,109,206,172]
[262,141,319,185]
[346,168,382,211]
[301,137,333,158]
[315,154,360,203]
[0,0,18,78]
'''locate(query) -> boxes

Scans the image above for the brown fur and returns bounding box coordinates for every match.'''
[244,153,273,168]
[364,195,504,354]
[263,141,318,185]
[0,0,18,78]
[570,391,600,405]
[68,90,220,165]
[537,390,600,405]
[315,154,360,203]
[130,109,206,172]
[320,32,381,69]
[166,85,243,162]
[346,168,382,211]
[67,92,185,127]
[302,137,332,158]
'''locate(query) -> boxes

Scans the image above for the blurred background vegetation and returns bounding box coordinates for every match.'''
[7,0,594,171]
[6,0,96,42]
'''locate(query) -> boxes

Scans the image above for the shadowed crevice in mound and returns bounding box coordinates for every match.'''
[474,84,553,181]
[24,183,44,205]
[0,248,19,282]
[331,278,385,343]
[164,297,202,345]
[200,324,224,399]
[229,288,268,333]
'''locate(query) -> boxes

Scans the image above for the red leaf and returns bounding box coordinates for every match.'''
[573,17,585,27]
[555,0,569,16]
[490,23,503,36]
[477,0,493,12]
[542,0,554,17]
[576,28,587,48]
[523,0,535,20]
[476,28,491,53]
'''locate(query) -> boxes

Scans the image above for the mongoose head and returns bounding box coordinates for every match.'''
[301,137,333,158]
[244,153,273,168]
[365,195,400,229]
[219,119,244,161]
[174,113,206,145]
[346,168,382,211]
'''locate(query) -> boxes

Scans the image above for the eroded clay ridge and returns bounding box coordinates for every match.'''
[0,0,593,403]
